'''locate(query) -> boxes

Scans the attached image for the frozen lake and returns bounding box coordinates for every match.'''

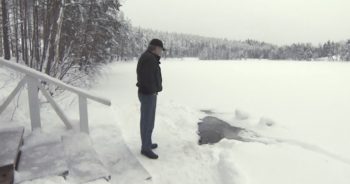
[92,59,350,184]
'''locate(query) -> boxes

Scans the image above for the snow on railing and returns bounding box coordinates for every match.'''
[0,59,111,133]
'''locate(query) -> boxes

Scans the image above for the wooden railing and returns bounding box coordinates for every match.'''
[0,59,111,134]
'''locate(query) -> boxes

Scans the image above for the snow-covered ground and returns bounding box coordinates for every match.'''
[1,58,350,184]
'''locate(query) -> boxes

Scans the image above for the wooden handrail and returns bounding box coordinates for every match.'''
[0,59,112,133]
[0,59,111,106]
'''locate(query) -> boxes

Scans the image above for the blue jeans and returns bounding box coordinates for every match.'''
[138,92,157,151]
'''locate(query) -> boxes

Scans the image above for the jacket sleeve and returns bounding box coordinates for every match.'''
[155,65,163,92]
[138,55,157,94]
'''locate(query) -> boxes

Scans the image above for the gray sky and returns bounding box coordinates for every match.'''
[122,0,350,45]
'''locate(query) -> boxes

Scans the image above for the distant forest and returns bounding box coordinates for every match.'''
[0,0,349,84]
[120,27,350,61]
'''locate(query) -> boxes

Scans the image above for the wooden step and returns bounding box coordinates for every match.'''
[62,133,110,184]
[16,133,68,183]
[0,126,24,184]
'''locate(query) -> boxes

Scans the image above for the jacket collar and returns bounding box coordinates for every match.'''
[147,50,161,63]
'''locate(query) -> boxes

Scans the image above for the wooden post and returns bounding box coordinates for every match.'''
[79,95,89,134]
[26,76,41,130]
[37,81,73,129]
[0,78,26,114]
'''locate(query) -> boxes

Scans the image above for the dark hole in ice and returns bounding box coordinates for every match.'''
[197,116,257,145]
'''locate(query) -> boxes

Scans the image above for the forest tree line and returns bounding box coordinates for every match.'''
[119,27,350,61]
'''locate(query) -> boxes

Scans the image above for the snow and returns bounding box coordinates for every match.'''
[1,59,350,184]
[62,133,110,183]
[16,140,68,183]
[20,130,61,150]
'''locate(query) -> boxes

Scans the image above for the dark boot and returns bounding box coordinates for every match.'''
[151,143,158,149]
[141,150,159,159]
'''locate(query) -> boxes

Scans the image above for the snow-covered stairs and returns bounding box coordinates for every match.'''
[15,132,110,183]
[1,126,152,184]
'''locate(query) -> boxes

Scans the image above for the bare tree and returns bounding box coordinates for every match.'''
[1,0,11,59]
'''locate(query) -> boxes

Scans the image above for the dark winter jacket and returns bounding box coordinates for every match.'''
[136,50,163,94]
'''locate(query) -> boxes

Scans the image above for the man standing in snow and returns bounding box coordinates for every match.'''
[136,39,165,159]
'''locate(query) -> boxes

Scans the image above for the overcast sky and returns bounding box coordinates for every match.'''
[122,0,350,45]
